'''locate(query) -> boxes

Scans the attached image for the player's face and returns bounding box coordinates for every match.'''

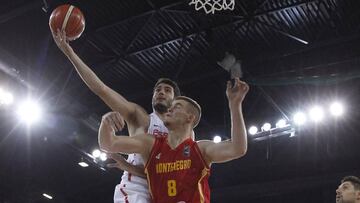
[163,100,189,128]
[336,182,359,203]
[152,83,175,114]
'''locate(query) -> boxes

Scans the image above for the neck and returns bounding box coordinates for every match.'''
[154,110,167,121]
[167,125,192,149]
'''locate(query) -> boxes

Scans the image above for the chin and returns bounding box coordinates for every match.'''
[163,120,171,128]
[154,103,168,114]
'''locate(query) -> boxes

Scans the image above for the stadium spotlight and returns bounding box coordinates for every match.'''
[330,102,344,117]
[309,106,324,122]
[100,152,107,161]
[78,162,89,167]
[275,119,287,128]
[293,112,306,125]
[92,149,101,158]
[0,88,14,105]
[213,135,222,143]
[42,193,53,200]
[261,123,271,131]
[248,126,258,135]
[16,100,42,124]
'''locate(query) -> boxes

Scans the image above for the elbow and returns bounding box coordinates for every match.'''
[98,140,117,153]
[99,143,117,153]
[238,147,247,158]
[233,146,247,159]
[99,142,110,152]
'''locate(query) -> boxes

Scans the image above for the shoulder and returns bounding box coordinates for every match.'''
[195,140,213,167]
[196,140,213,155]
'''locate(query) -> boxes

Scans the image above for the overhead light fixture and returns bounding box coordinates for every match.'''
[78,162,89,167]
[100,152,107,161]
[330,102,344,117]
[248,126,258,135]
[293,112,306,125]
[16,100,42,125]
[275,119,287,128]
[42,193,53,200]
[0,88,14,105]
[309,106,324,122]
[261,123,271,131]
[213,135,222,143]
[92,149,101,158]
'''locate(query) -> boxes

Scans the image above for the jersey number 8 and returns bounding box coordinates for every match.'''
[167,180,177,196]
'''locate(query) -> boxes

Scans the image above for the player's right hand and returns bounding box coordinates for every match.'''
[52,28,73,56]
[101,112,126,132]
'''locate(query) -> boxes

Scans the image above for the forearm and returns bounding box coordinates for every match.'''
[65,49,140,121]
[98,126,146,154]
[98,124,116,152]
[229,102,247,156]
[65,49,106,95]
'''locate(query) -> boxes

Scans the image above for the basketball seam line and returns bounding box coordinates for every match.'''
[61,5,74,31]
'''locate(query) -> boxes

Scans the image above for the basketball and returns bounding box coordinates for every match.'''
[49,4,85,41]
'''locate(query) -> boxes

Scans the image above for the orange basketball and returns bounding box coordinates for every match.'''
[49,4,85,41]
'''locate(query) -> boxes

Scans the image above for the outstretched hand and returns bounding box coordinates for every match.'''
[226,77,249,106]
[101,112,126,132]
[52,28,73,55]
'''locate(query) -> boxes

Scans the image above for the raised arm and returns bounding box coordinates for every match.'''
[52,29,148,128]
[98,112,154,159]
[199,78,249,165]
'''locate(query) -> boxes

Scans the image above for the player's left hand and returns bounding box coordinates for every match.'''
[101,112,126,132]
[106,153,128,170]
[226,77,249,105]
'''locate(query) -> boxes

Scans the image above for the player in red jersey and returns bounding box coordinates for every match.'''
[99,77,249,203]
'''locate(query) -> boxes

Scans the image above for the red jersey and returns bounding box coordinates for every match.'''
[145,137,210,203]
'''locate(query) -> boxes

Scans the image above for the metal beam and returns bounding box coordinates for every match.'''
[126,0,316,54]
[124,13,155,53]
[255,18,309,44]
[94,1,185,32]
[254,0,318,16]
[92,0,318,65]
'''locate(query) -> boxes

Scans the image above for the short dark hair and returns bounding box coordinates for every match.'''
[342,176,360,190]
[175,96,201,127]
[154,78,181,97]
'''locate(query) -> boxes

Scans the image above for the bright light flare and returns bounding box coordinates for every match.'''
[330,102,344,117]
[275,119,287,128]
[16,100,42,124]
[293,112,306,125]
[100,152,107,161]
[42,193,53,200]
[213,135,222,143]
[261,123,271,131]
[78,162,89,167]
[248,126,258,135]
[309,106,324,122]
[92,149,101,158]
[0,88,14,105]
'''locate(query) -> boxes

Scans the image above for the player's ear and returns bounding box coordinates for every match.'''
[186,113,196,125]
